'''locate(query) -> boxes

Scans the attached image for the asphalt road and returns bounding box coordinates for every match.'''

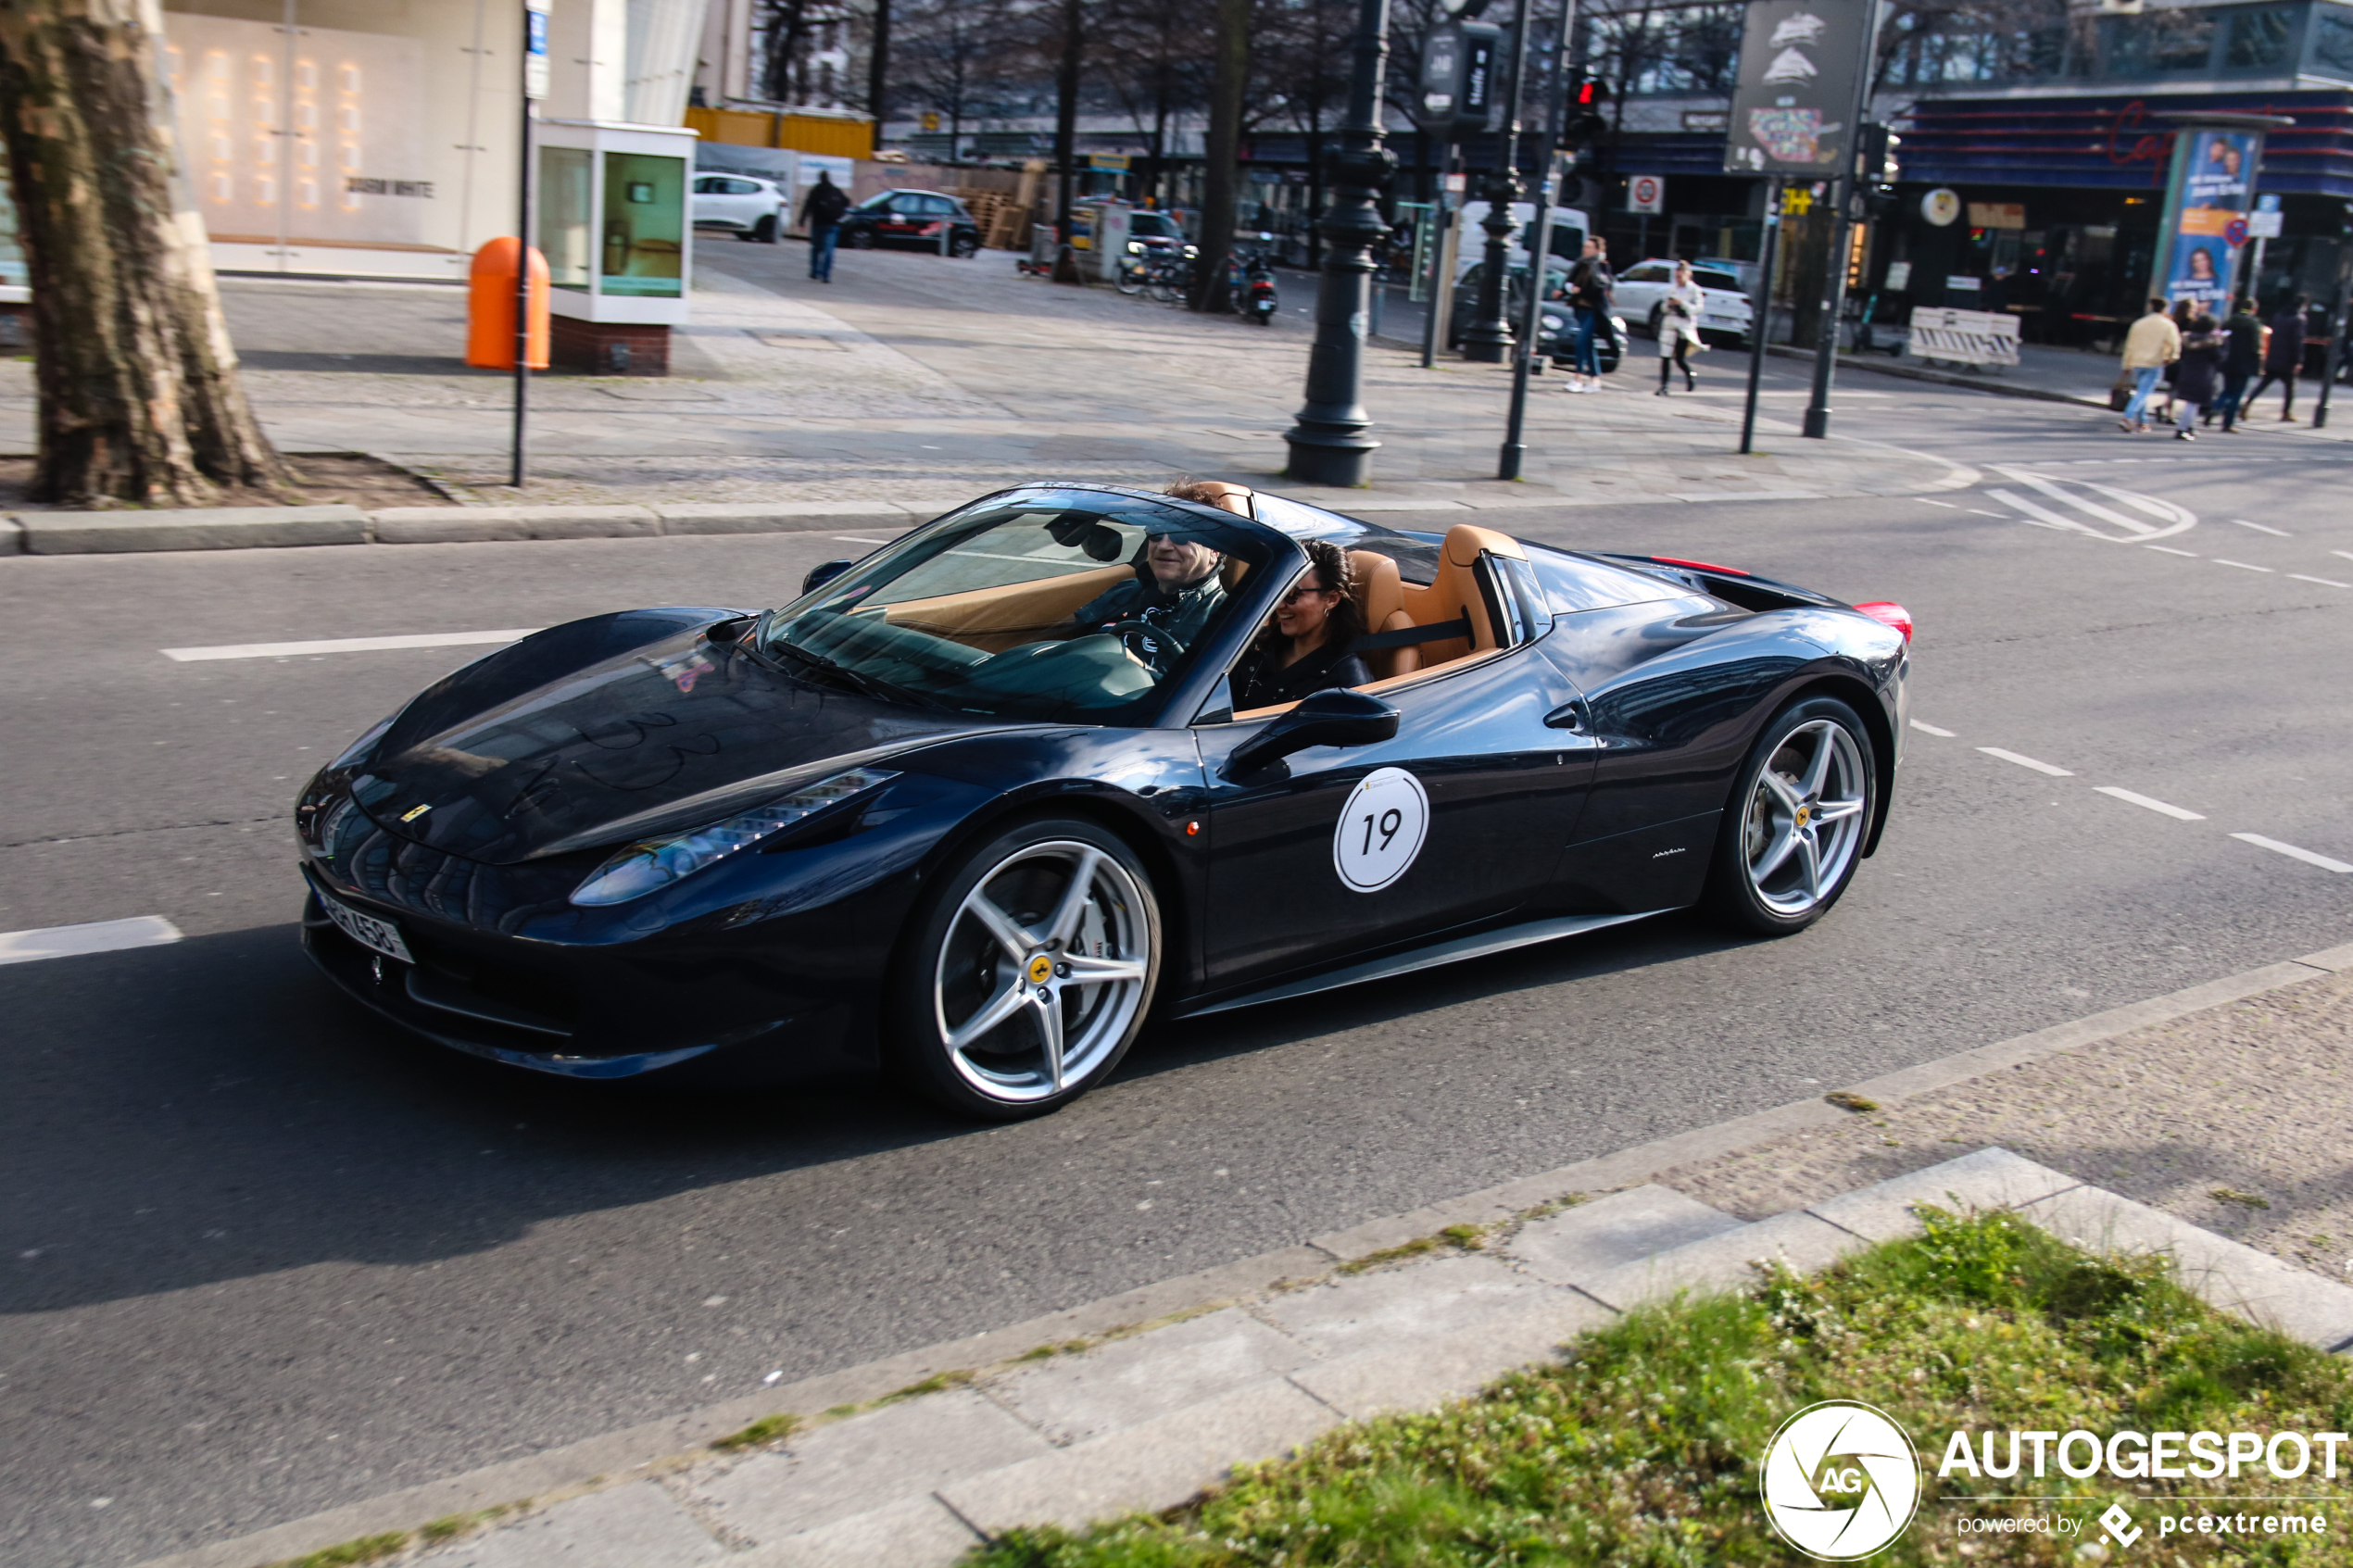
[6,372,2352,1568]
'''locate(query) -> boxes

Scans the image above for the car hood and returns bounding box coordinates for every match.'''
[352,611,1038,866]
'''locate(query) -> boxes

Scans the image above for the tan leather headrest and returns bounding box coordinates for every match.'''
[1347,549,1404,628]
[1442,521,1528,567]
[1187,481,1255,517]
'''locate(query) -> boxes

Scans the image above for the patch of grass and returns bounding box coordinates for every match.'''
[1338,1225,1490,1276]
[1018,1338,1096,1362]
[273,1531,410,1568]
[965,1209,2353,1566]
[885,1369,975,1402]
[2211,1186,2271,1210]
[711,1412,800,1451]
[1825,1089,1881,1112]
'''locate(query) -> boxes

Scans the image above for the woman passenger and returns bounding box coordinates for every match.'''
[1230,540,1372,710]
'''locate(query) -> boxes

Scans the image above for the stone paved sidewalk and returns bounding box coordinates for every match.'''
[143,939,2353,1568]
[0,251,1982,518]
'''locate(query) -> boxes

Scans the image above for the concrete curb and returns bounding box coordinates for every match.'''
[1764,342,2109,409]
[6,502,931,556]
[127,938,2353,1568]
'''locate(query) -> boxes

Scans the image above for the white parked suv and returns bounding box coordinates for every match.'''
[692,173,787,243]
[1612,258,1755,346]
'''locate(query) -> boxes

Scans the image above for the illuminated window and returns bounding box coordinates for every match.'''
[340,64,361,94]
[295,102,317,131]
[254,137,277,165]
[250,55,272,86]
[297,179,319,207]
[254,175,277,205]
[297,141,319,167]
[209,172,232,203]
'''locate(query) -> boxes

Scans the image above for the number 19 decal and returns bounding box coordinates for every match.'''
[1332,767,1430,893]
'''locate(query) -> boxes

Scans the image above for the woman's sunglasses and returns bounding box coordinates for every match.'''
[1278,583,1338,605]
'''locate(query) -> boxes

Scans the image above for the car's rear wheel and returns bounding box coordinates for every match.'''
[950,233,978,258]
[847,227,876,249]
[1703,696,1875,935]
[754,213,779,244]
[885,817,1160,1118]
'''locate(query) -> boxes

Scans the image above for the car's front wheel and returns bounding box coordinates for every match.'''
[755,213,779,244]
[1703,696,1876,935]
[847,227,876,249]
[950,233,978,258]
[885,817,1160,1118]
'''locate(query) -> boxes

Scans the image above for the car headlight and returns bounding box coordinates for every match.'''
[569,768,899,907]
[1126,240,1144,253]
[1541,314,1565,332]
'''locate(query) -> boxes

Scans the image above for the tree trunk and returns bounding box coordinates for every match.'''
[0,0,291,507]
[1191,0,1248,312]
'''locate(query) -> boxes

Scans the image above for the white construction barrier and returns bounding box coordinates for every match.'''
[1907,307,2020,369]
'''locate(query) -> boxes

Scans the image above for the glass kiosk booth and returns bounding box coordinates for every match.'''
[535,119,697,374]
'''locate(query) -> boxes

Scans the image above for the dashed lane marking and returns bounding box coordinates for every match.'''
[1966,508,2006,518]
[2147,546,2199,557]
[1916,498,1959,508]
[2231,834,2353,874]
[2334,551,2353,565]
[1907,719,1957,736]
[2213,559,2273,572]
[163,630,539,662]
[2095,786,2206,822]
[0,916,182,965]
[2289,573,2351,588]
[1978,746,2074,777]
[2233,519,2292,535]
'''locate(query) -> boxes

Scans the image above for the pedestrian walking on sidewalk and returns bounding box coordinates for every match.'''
[2171,314,2225,441]
[2215,296,2262,432]
[799,171,849,283]
[1655,260,1705,395]
[2117,297,2181,433]
[1562,237,1613,394]
[2246,294,2309,421]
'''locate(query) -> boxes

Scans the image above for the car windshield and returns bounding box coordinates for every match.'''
[757,489,1272,724]
[1694,269,1744,294]
[1130,213,1179,237]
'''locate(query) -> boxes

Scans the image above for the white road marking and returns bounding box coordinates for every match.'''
[831,535,888,545]
[1966,508,2005,518]
[0,916,182,965]
[2232,519,2291,536]
[2334,550,2353,564]
[163,630,539,662]
[1907,719,1957,736]
[1983,466,2197,542]
[2213,558,2272,572]
[2289,573,2351,588]
[2094,786,2205,822]
[1978,746,2074,777]
[2230,834,2353,873]
[2146,546,2199,557]
[1916,498,1959,508]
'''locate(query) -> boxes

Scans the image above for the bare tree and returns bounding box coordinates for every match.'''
[0,0,291,507]
[897,0,1011,152]
[1193,0,1251,309]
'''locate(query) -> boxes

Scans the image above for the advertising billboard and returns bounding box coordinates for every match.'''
[1723,0,1872,176]
[2157,126,2262,309]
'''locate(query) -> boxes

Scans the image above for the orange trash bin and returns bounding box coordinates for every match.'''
[466,237,551,370]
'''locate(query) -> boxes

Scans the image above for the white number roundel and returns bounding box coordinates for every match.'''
[1332,767,1430,893]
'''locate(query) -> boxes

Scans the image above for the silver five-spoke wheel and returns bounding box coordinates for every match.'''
[1742,717,1868,916]
[932,838,1151,1106]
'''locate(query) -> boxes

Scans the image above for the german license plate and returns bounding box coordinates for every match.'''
[319,889,413,964]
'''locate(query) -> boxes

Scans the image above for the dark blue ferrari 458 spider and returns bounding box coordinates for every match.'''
[296,481,1911,1117]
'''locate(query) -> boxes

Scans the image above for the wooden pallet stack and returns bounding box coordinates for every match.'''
[969,194,1030,252]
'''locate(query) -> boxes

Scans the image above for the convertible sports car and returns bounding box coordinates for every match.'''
[296,483,1910,1117]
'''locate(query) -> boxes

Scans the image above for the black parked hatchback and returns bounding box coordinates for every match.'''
[840,188,981,257]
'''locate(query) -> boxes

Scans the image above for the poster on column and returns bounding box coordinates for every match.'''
[1722,0,1871,176]
[2158,128,2259,309]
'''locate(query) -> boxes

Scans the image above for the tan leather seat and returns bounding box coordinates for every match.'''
[1346,550,1421,681]
[1393,523,1528,669]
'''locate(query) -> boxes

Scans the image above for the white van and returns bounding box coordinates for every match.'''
[1450,204,1590,279]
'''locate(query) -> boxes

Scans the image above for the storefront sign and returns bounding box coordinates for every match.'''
[2248,193,2284,238]
[1724,0,1874,175]
[1921,188,1961,226]
[1966,201,2025,230]
[2156,124,2265,307]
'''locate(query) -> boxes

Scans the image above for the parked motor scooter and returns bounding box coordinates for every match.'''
[1227,234,1278,324]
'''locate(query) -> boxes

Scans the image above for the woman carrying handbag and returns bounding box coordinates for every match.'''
[1656,260,1705,395]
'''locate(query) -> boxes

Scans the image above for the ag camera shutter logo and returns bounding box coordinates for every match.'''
[1761,1400,1922,1560]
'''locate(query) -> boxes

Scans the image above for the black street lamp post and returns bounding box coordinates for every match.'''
[1283,0,1394,487]
[1460,0,1532,364]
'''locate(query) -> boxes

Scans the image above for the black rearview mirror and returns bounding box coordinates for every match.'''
[802,558,854,595]
[1223,688,1400,778]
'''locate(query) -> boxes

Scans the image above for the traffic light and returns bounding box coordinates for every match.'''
[1565,77,1609,150]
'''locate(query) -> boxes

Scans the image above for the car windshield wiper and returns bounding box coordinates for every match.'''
[764,633,946,709]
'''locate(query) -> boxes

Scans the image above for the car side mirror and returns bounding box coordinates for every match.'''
[1223,688,1399,778]
[803,558,854,594]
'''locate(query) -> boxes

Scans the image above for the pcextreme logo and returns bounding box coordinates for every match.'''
[1760,1400,1923,1561]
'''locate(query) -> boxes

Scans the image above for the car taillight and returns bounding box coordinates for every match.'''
[1854,601,1913,642]
[1650,555,1750,576]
